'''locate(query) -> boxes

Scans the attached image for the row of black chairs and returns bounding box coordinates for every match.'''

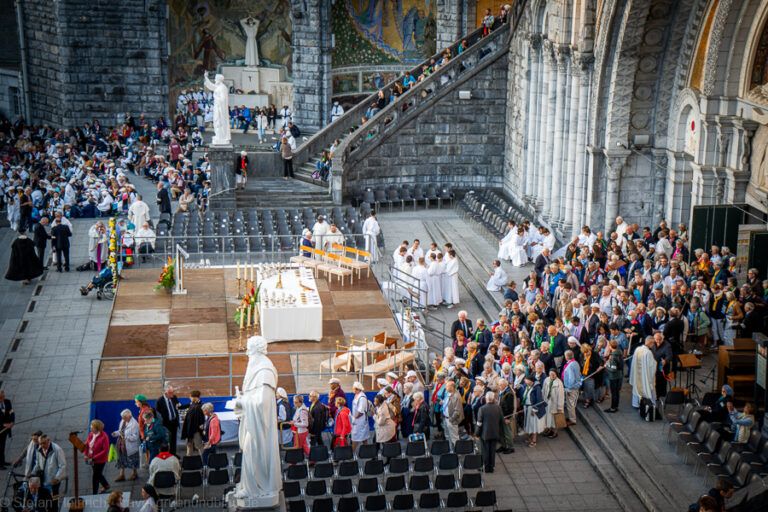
[285,439,474,466]
[458,190,522,240]
[668,403,768,487]
[287,489,496,512]
[153,452,242,501]
[353,184,454,212]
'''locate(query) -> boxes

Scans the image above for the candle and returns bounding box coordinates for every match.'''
[250,263,254,282]
[240,306,244,329]
[237,260,240,280]
[247,304,252,327]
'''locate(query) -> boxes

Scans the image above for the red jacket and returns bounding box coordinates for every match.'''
[85,430,110,463]
[334,407,351,446]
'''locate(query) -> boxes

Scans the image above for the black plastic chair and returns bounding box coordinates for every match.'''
[462,454,483,472]
[305,479,327,497]
[445,491,468,509]
[364,495,387,511]
[181,455,203,471]
[381,442,401,459]
[412,456,435,473]
[387,457,409,475]
[312,462,334,479]
[338,497,360,512]
[733,430,764,455]
[363,459,384,477]
[152,471,177,499]
[338,460,359,478]
[474,490,497,508]
[384,475,406,492]
[418,492,441,509]
[700,440,733,468]
[434,473,456,491]
[392,494,414,511]
[312,498,334,512]
[332,478,354,496]
[284,481,301,499]
[284,448,305,465]
[309,445,329,463]
[439,453,459,471]
[406,440,426,457]
[357,477,380,494]
[430,440,450,456]
[287,499,306,512]
[179,470,203,496]
[206,469,229,486]
[285,463,308,481]
[461,472,483,489]
[233,452,242,467]
[357,444,378,460]
[334,445,354,462]
[408,474,430,491]
[453,440,474,455]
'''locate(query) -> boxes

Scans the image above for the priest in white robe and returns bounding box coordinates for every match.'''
[510,228,528,267]
[444,251,460,307]
[128,195,150,229]
[486,260,508,292]
[362,212,380,262]
[312,216,330,251]
[438,253,450,305]
[629,337,657,408]
[426,254,442,307]
[411,257,429,309]
[407,240,424,261]
[497,220,516,260]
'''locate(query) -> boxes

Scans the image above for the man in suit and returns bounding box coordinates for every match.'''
[475,391,503,473]
[534,247,551,277]
[50,219,71,272]
[156,182,171,215]
[154,384,180,455]
[473,318,492,355]
[32,217,50,269]
[547,325,568,369]
[441,381,464,449]
[14,477,55,512]
[0,391,14,468]
[450,310,473,340]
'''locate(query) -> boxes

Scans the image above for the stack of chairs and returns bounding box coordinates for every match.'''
[283,439,497,512]
[668,405,768,488]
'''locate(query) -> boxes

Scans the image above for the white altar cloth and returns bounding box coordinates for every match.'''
[258,266,323,342]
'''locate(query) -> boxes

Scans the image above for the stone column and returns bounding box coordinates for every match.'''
[208,144,235,208]
[524,35,542,199]
[537,41,555,214]
[437,0,463,50]
[291,0,332,131]
[562,52,581,234]
[547,46,569,224]
[603,152,629,233]
[651,149,668,226]
[571,54,592,230]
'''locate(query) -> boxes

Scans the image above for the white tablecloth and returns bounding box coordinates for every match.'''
[258,266,323,341]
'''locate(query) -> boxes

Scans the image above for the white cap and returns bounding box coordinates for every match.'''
[406,370,417,378]
[376,378,388,387]
[328,377,340,384]
[276,387,288,399]
[386,372,397,379]
[567,336,579,344]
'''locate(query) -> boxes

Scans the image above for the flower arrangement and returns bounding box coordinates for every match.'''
[235,283,261,327]
[108,217,118,286]
[154,257,176,291]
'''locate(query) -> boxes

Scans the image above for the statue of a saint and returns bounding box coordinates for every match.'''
[203,72,231,146]
[226,336,281,508]
[240,17,260,68]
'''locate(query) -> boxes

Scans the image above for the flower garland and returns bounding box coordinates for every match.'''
[234,283,261,327]
[154,257,176,291]
[108,217,118,286]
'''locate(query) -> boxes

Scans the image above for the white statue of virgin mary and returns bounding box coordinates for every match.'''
[203,72,231,146]
[226,336,281,508]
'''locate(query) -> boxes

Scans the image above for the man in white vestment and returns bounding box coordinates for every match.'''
[331,101,345,123]
[227,336,281,507]
[312,216,330,251]
[497,220,516,260]
[629,337,657,408]
[427,253,443,308]
[486,260,508,292]
[411,257,429,309]
[615,216,628,237]
[128,194,150,228]
[324,224,345,253]
[444,250,460,308]
[407,239,424,261]
[509,227,528,267]
[362,211,380,262]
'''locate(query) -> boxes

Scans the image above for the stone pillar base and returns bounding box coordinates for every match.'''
[208,144,235,208]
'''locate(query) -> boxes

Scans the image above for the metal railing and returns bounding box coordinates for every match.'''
[91,347,430,397]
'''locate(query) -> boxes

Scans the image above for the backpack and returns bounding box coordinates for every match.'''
[279,399,295,430]
[639,397,659,422]
[312,170,321,179]
[366,399,376,417]
[290,124,301,137]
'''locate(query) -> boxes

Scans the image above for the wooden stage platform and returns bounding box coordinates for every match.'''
[93,267,402,401]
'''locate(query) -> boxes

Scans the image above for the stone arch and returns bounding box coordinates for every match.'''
[739,0,768,99]
[672,89,702,158]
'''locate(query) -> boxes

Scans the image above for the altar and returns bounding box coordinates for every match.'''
[258,265,323,342]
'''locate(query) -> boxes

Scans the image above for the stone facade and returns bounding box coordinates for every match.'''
[291,0,333,131]
[344,54,508,193]
[22,0,168,127]
[0,69,21,120]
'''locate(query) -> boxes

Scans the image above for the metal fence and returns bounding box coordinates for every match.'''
[91,347,431,397]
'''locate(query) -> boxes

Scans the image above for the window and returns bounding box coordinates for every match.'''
[8,86,21,117]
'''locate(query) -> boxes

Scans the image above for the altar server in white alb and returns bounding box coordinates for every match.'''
[438,252,450,305]
[629,337,657,408]
[486,260,508,292]
[509,227,528,267]
[444,250,460,308]
[362,211,380,262]
[411,257,429,309]
[497,220,516,260]
[426,253,443,308]
[407,240,424,262]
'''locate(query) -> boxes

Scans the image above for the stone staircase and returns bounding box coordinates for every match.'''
[234,178,334,209]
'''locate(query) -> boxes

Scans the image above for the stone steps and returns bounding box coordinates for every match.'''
[234,179,334,208]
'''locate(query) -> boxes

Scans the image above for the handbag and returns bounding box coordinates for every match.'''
[107,444,117,462]
[554,412,567,429]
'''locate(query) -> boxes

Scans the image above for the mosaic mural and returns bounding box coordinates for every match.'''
[167,0,292,97]
[333,0,437,67]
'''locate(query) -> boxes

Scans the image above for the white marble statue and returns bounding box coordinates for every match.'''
[203,72,231,146]
[240,17,260,68]
[226,336,281,509]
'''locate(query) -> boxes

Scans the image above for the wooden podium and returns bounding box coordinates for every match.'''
[68,432,86,512]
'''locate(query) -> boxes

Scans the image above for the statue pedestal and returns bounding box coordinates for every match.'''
[226,490,282,511]
[208,144,234,208]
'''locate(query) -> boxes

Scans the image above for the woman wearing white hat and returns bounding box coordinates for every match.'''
[275,387,293,447]
[350,382,370,450]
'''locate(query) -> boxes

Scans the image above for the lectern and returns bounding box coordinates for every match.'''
[68,432,86,512]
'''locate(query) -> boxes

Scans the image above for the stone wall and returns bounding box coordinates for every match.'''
[0,69,21,120]
[344,53,508,193]
[23,0,168,127]
[291,0,333,131]
[437,0,465,51]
